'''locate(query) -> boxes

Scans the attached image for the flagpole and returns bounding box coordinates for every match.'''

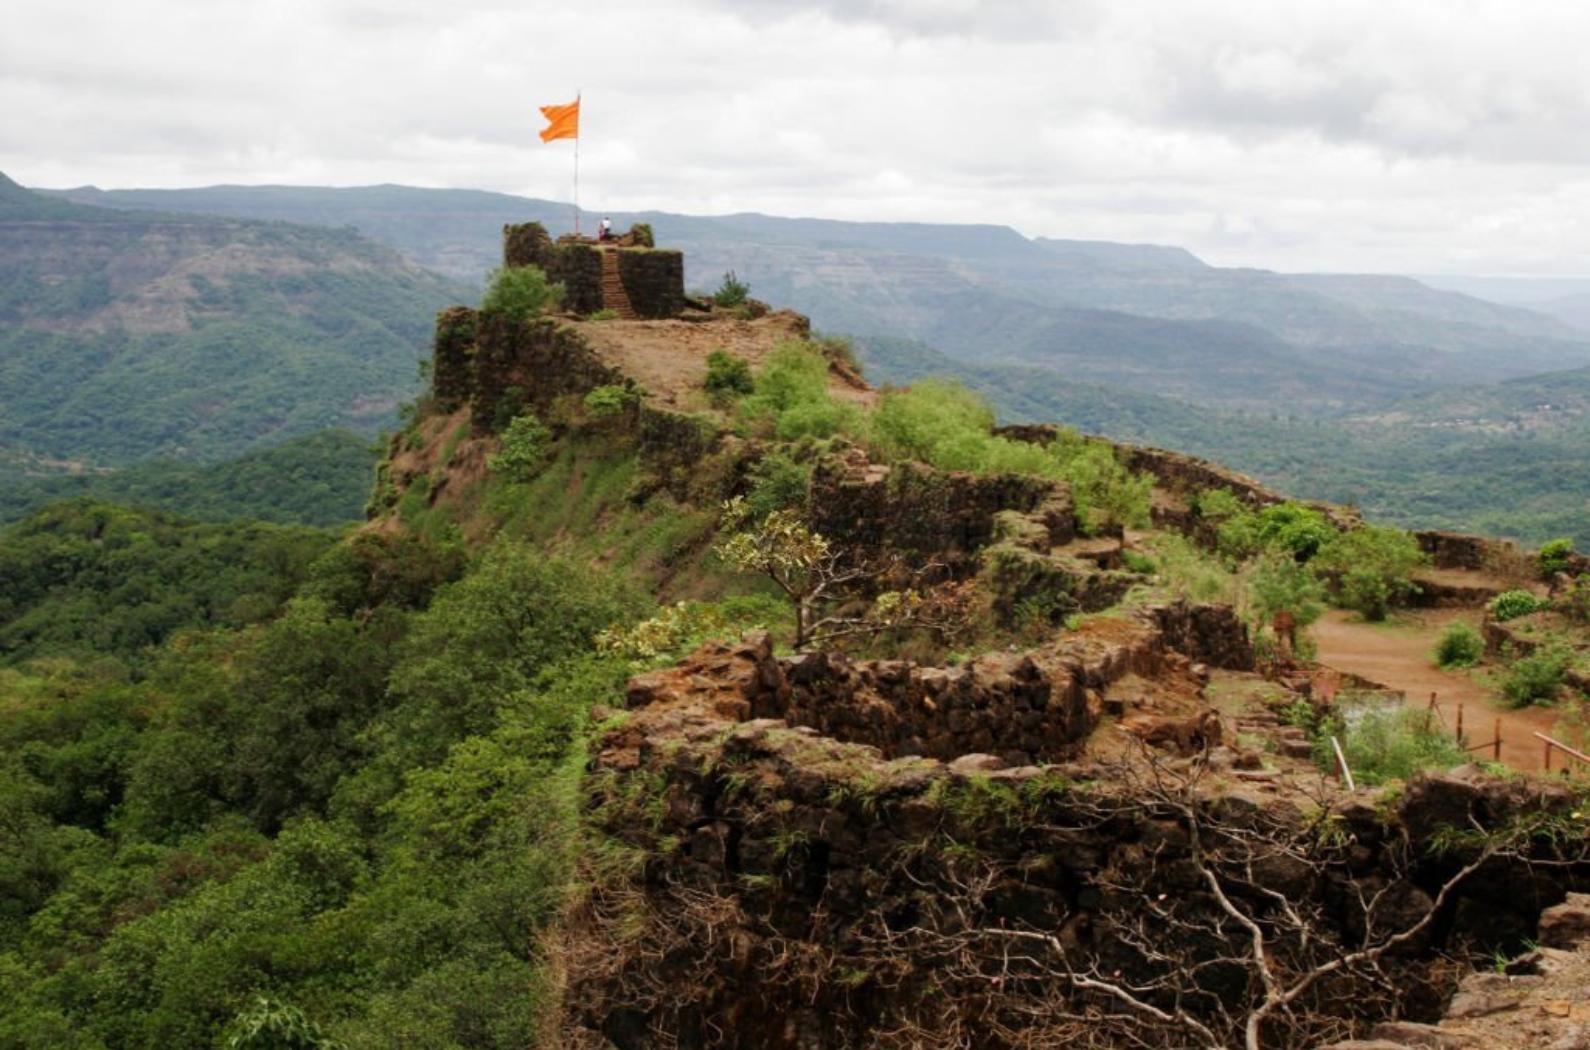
[573,90,581,237]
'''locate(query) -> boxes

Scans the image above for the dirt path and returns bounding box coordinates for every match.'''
[1312,607,1561,772]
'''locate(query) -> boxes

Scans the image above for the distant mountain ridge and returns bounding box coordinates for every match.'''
[1,174,468,519]
[31,176,1590,544]
[50,181,1590,413]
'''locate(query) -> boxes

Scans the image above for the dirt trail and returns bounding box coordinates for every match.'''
[1312,607,1562,773]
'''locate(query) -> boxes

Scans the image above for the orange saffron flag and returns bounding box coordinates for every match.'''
[539,99,580,143]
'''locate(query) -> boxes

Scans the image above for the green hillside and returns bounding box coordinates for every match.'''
[858,333,1590,548]
[0,175,467,525]
[0,429,380,528]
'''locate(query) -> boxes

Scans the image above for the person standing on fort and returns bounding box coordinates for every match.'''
[599,216,613,242]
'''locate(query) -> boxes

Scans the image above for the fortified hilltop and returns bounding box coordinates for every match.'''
[378,221,1590,1050]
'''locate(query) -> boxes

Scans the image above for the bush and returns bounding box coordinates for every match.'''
[1120,550,1156,575]
[1247,552,1326,629]
[1490,589,1544,622]
[488,414,552,480]
[1060,441,1153,534]
[583,384,638,419]
[741,343,855,440]
[1433,621,1484,668]
[1213,500,1334,563]
[704,350,754,405]
[480,265,563,322]
[871,381,1039,473]
[712,271,750,308]
[1502,645,1570,708]
[1539,537,1575,577]
[1559,575,1590,624]
[1316,701,1468,786]
[742,450,811,519]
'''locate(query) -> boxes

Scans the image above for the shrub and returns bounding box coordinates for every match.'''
[742,450,812,520]
[1060,441,1153,534]
[872,381,1027,472]
[488,414,552,480]
[1120,550,1156,575]
[741,343,855,440]
[1211,500,1337,563]
[1316,700,1468,786]
[480,265,563,322]
[1192,487,1247,523]
[583,384,638,419]
[1559,575,1590,624]
[1257,503,1336,561]
[1502,645,1570,708]
[712,271,750,308]
[1490,589,1544,622]
[1433,621,1484,668]
[1247,552,1326,629]
[1539,537,1575,577]
[704,350,754,405]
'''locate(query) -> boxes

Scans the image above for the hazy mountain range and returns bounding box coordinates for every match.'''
[21,175,1590,544]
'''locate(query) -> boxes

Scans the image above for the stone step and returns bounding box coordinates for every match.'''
[600,250,638,319]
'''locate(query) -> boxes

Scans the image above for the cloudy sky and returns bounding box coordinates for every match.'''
[8,0,1590,277]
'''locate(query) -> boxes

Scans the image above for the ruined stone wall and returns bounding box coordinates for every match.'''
[625,604,1248,772]
[1416,529,1523,573]
[996,425,1282,509]
[430,306,476,411]
[567,690,1585,1050]
[1118,444,1278,506]
[467,315,628,432]
[502,221,557,270]
[636,407,728,502]
[1145,602,1255,670]
[551,243,606,315]
[808,452,1064,563]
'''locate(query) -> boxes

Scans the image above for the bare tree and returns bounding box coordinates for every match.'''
[904,758,1553,1050]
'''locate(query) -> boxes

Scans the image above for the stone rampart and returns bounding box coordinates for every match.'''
[501,222,685,318]
[808,449,1064,564]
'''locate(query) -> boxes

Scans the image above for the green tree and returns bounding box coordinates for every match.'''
[487,413,553,480]
[715,498,957,650]
[1314,523,1427,621]
[479,266,562,322]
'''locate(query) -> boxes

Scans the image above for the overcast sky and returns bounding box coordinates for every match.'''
[8,0,1590,277]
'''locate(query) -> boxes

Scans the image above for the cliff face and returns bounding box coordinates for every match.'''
[563,632,1586,1049]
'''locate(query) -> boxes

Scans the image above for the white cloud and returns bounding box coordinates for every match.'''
[7,0,1590,275]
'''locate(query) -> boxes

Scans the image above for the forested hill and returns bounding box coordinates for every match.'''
[0,174,467,504]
